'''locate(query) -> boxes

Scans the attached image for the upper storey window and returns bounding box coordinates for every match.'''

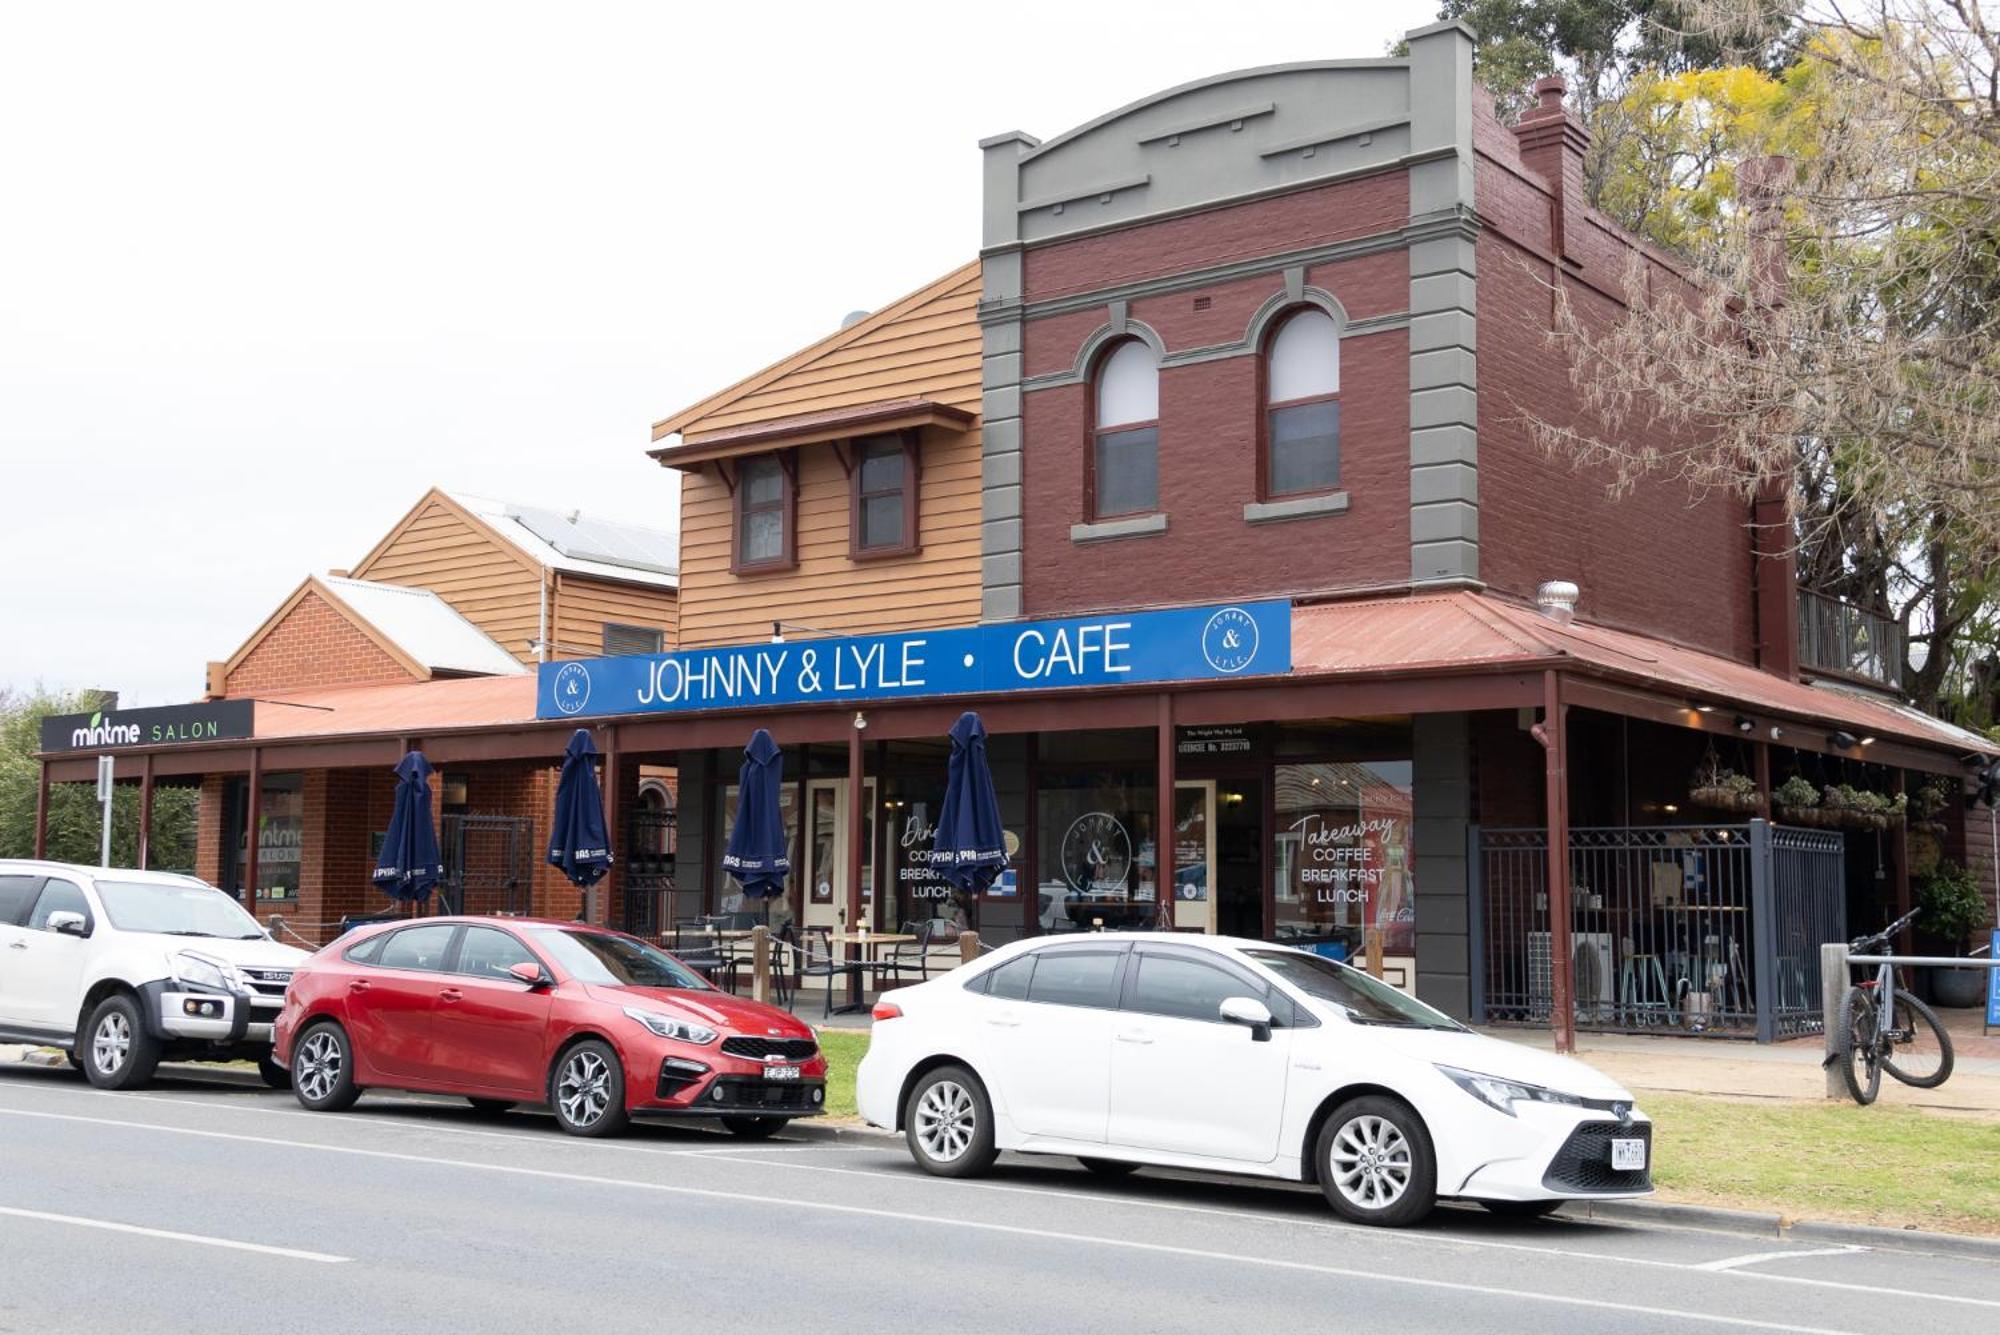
[851,432,920,558]
[733,453,795,572]
[1091,339,1160,519]
[1264,309,1340,498]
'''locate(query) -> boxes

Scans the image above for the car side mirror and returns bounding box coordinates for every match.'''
[1219,995,1274,1042]
[46,911,89,938]
[507,961,552,989]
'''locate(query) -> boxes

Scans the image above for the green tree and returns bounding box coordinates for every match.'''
[0,687,199,872]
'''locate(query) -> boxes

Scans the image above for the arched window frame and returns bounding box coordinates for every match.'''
[1087,336,1162,521]
[1258,305,1342,501]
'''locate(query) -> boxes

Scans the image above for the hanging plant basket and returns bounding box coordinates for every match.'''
[1778,804,1839,828]
[1687,743,1761,814]
[1690,785,1763,814]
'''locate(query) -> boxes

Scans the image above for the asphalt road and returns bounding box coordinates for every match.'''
[0,1062,1994,1335]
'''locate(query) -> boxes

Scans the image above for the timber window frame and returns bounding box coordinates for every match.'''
[1258,308,1342,502]
[602,621,665,656]
[848,429,922,560]
[728,451,798,574]
[1087,338,1161,522]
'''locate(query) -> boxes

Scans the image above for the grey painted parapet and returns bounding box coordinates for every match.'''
[1404,21,1481,586]
[1412,711,1473,1019]
[979,131,1036,623]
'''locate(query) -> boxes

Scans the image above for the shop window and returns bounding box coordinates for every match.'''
[603,622,664,657]
[229,772,303,903]
[732,453,795,572]
[1034,769,1159,932]
[850,432,920,558]
[1263,308,1340,498]
[1271,761,1413,958]
[1090,339,1159,519]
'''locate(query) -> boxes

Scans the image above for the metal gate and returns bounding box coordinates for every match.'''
[1474,821,1844,1041]
[622,805,676,936]
[440,813,534,917]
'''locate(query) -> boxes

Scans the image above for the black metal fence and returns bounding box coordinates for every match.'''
[622,805,676,936]
[1474,822,1844,1041]
[439,813,534,918]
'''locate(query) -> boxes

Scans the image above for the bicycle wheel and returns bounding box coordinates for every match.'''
[1881,992,1955,1089]
[1833,987,1881,1106]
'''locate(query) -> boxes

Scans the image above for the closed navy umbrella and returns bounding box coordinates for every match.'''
[547,728,614,888]
[723,728,790,906]
[373,750,443,903]
[933,711,1009,894]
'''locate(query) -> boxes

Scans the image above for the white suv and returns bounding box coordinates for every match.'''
[0,861,309,1090]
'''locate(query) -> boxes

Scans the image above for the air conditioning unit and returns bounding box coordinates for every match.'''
[1527,931,1616,1023]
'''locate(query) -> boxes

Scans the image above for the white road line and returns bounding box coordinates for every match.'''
[1697,1247,1861,1272]
[0,1205,348,1263]
[0,1106,1858,1334]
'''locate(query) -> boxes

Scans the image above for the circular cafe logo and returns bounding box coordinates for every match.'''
[1060,811,1132,894]
[1201,606,1259,674]
[552,662,592,716]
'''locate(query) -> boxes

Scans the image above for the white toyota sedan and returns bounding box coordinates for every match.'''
[856,933,1652,1226]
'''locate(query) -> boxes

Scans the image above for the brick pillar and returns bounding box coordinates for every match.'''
[195,775,228,888]
[1511,75,1590,268]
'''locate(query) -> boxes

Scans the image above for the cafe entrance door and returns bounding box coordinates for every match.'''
[1170,780,1217,932]
[801,778,878,933]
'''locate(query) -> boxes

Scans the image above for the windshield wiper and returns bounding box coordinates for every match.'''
[159,930,226,937]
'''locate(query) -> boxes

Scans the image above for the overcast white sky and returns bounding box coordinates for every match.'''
[0,0,1436,706]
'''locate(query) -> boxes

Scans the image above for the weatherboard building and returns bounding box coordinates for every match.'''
[37,24,1998,1041]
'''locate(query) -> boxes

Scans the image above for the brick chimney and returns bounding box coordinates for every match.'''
[1512,75,1591,267]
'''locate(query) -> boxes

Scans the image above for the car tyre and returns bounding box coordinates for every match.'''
[467,1098,515,1116]
[721,1115,787,1139]
[291,1021,361,1112]
[1315,1095,1437,1228]
[549,1040,630,1138]
[83,994,161,1091]
[904,1065,997,1179]
[63,1048,84,1072]
[258,1056,292,1090]
[1480,1198,1563,1219]
[1077,1157,1141,1178]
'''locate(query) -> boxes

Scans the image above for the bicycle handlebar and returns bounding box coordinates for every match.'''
[1849,906,1922,953]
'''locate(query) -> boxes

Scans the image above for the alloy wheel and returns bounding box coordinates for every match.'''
[558,1050,612,1128]
[91,1012,131,1076]
[297,1030,344,1103]
[1329,1114,1412,1211]
[914,1079,976,1163]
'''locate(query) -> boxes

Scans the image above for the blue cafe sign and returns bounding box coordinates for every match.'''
[536,600,1292,720]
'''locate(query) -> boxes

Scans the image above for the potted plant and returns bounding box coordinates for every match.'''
[1910,776,1954,837]
[1689,764,1761,814]
[1774,775,1824,824]
[1916,862,1989,1008]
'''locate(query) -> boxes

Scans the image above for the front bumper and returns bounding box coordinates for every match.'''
[637,1046,828,1119]
[1451,1104,1655,1202]
[141,980,282,1045]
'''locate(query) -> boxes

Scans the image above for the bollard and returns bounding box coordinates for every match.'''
[959,931,979,968]
[1821,942,1849,1100]
[752,925,771,1005]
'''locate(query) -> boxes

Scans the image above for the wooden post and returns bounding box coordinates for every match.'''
[1753,739,1772,819]
[599,726,619,928]
[244,747,263,912]
[138,754,155,871]
[1890,768,1912,953]
[1821,941,1850,1099]
[751,924,771,1004]
[1156,693,1176,931]
[33,760,49,859]
[960,930,980,967]
[1537,671,1575,1053]
[846,721,866,1006]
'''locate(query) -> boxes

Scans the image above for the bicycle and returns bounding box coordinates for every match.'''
[1830,908,1955,1105]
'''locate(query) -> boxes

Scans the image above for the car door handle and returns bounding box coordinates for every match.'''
[438,989,463,1003]
[984,1014,1020,1028]
[6,940,26,950]
[1115,1031,1154,1045]
[347,980,370,993]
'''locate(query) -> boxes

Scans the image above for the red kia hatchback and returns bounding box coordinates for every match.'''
[273,916,826,1137]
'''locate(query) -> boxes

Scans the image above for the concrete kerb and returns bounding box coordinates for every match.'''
[1566,1197,2000,1262]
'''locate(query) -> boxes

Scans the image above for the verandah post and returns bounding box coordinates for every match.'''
[1750,818,1776,1043]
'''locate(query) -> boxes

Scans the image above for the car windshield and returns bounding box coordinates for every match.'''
[93,880,265,939]
[526,928,712,991]
[1246,949,1465,1031]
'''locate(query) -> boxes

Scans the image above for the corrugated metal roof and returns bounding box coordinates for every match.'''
[449,491,678,588]
[319,577,527,679]
[1292,591,1997,756]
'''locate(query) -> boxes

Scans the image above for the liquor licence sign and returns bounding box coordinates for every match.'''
[536,601,1292,721]
[40,699,254,753]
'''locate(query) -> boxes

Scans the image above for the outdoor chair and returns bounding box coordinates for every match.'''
[876,921,935,988]
[794,925,864,1021]
[669,919,738,993]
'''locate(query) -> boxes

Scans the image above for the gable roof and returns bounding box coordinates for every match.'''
[446,491,679,587]
[649,261,981,444]
[220,575,527,688]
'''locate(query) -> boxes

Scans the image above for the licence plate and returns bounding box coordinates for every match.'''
[1611,1138,1647,1171]
[764,1065,801,1081]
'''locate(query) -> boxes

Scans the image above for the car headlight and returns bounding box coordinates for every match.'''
[1437,1064,1583,1118]
[622,1007,717,1045]
[169,951,246,993]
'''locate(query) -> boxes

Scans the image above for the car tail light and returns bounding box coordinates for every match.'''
[871,1001,903,1021]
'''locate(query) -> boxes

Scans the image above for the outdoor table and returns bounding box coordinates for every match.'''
[831,932,916,1012]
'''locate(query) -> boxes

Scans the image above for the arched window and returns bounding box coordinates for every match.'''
[1264,308,1340,497]
[1091,338,1160,518]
